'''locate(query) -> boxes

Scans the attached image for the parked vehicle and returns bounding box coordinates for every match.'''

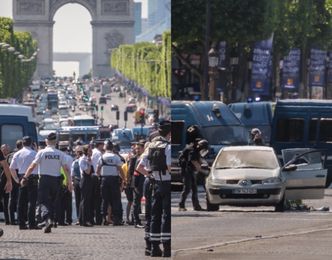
[229,101,274,144]
[205,146,327,211]
[271,99,332,187]
[0,104,38,150]
[171,101,248,183]
[72,115,96,126]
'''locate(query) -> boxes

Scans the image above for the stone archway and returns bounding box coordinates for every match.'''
[13,0,135,78]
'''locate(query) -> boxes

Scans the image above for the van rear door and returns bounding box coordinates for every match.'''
[282,148,327,200]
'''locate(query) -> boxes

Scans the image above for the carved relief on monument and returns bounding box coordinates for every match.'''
[17,0,45,15]
[50,0,96,9]
[105,30,124,50]
[101,0,129,16]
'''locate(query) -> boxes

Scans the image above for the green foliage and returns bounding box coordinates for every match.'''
[111,31,171,98]
[0,17,37,99]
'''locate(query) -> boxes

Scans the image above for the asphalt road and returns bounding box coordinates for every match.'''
[172,186,332,260]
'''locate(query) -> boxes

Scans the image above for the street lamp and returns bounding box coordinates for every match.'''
[208,47,219,100]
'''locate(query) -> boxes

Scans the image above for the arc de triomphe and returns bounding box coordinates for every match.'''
[13,0,135,78]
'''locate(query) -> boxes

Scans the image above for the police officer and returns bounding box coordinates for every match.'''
[23,132,72,233]
[0,145,13,237]
[71,145,83,224]
[57,143,73,225]
[132,140,145,228]
[179,138,209,211]
[96,139,125,226]
[250,128,264,145]
[136,120,171,257]
[78,145,94,227]
[90,140,104,225]
[10,136,39,230]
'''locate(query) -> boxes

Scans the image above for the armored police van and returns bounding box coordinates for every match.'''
[171,101,248,182]
[271,99,332,187]
[229,101,274,144]
[0,104,38,150]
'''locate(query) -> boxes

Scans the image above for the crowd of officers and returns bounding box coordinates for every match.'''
[0,120,172,258]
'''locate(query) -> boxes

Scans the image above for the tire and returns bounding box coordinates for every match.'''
[206,196,219,211]
[274,195,285,212]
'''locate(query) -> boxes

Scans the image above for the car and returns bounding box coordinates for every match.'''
[99,96,107,104]
[105,93,112,100]
[205,146,327,212]
[125,104,137,112]
[111,104,119,111]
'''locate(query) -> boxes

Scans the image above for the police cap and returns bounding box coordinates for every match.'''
[47,132,57,141]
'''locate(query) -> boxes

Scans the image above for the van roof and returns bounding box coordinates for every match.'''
[171,101,242,126]
[276,99,332,107]
[73,115,94,120]
[0,104,34,121]
[223,145,274,152]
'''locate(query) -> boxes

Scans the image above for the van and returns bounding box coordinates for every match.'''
[228,101,274,144]
[271,99,332,186]
[0,104,38,151]
[171,101,248,182]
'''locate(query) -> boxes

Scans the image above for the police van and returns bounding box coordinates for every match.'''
[171,101,248,183]
[271,99,332,187]
[0,104,38,151]
[229,101,274,144]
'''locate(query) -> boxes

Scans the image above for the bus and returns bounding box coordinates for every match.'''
[72,115,96,126]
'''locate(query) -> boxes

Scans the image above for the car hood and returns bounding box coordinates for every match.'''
[211,168,280,180]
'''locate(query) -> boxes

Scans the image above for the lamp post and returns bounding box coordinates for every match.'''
[208,47,219,100]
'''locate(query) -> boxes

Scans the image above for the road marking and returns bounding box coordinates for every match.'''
[173,225,332,257]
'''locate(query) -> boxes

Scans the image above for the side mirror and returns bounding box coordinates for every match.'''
[283,164,297,172]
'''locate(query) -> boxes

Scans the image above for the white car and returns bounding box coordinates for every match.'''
[205,146,327,212]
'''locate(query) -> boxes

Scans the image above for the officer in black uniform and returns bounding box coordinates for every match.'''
[10,136,39,229]
[23,132,72,233]
[96,140,125,226]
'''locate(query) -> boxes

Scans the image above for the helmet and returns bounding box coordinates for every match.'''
[250,128,261,136]
[197,139,209,157]
[186,125,201,144]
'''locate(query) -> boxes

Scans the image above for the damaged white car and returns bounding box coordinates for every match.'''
[205,146,327,212]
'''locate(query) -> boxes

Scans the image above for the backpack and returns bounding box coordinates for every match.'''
[147,138,169,173]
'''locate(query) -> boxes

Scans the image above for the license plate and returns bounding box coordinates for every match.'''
[233,188,257,194]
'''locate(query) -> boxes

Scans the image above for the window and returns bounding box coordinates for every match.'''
[309,118,319,143]
[319,118,332,142]
[276,118,304,142]
[2,125,23,151]
[171,121,184,145]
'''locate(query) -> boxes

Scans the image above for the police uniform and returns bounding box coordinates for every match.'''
[29,133,69,232]
[138,134,171,257]
[71,157,81,221]
[78,153,93,226]
[57,152,73,225]
[9,139,38,229]
[91,145,103,225]
[97,149,123,225]
[179,143,201,210]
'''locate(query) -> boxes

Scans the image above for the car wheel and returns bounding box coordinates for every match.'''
[275,195,285,212]
[206,196,219,211]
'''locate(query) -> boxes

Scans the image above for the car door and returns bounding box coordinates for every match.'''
[282,148,327,200]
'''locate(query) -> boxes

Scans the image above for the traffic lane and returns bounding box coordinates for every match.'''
[91,90,137,129]
[172,187,332,251]
[174,228,332,260]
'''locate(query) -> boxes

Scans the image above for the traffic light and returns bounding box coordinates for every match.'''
[95,105,99,111]
[116,110,120,120]
[101,105,104,111]
[124,111,128,121]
